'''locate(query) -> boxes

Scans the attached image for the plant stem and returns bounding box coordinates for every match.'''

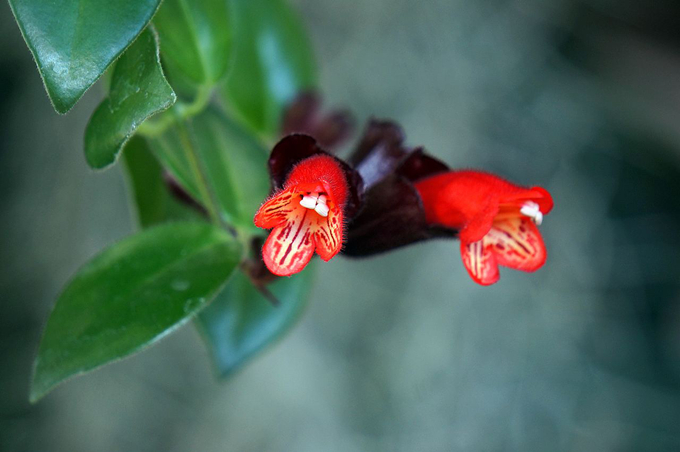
[136,85,239,238]
[138,85,213,137]
[177,84,213,118]
[175,119,236,237]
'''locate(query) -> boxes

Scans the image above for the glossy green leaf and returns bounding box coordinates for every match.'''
[154,0,232,86]
[31,222,241,402]
[221,0,317,137]
[84,28,176,170]
[8,0,162,113]
[121,136,200,228]
[148,108,270,230]
[196,266,315,378]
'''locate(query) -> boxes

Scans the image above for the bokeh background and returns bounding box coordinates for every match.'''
[2,0,680,450]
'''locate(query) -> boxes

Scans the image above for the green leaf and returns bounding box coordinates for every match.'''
[154,0,232,86]
[196,266,315,378]
[221,0,317,137]
[148,107,270,230]
[8,0,162,114]
[121,136,201,228]
[30,222,241,402]
[84,28,176,170]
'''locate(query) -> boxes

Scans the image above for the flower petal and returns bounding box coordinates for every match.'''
[254,188,297,229]
[460,239,500,285]
[528,186,554,214]
[486,217,546,272]
[503,186,554,215]
[314,208,343,261]
[458,195,499,243]
[348,120,408,188]
[262,208,316,276]
[269,135,325,190]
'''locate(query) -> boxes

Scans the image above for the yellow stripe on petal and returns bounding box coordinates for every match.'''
[486,217,546,272]
[254,188,298,229]
[460,239,499,285]
[314,208,343,261]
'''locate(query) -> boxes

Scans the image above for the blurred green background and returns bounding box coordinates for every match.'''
[2,0,680,450]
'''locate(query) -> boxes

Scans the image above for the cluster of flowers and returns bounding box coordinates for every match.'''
[253,93,554,286]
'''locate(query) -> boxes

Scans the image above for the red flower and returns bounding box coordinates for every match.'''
[414,171,553,285]
[254,153,350,276]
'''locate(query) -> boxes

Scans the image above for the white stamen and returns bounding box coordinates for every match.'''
[534,211,543,226]
[299,192,331,217]
[315,203,329,217]
[300,194,318,209]
[520,201,543,225]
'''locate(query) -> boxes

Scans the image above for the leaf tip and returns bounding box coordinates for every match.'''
[28,360,51,404]
[28,387,44,404]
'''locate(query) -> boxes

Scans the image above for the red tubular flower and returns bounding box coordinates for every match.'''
[254,135,363,276]
[414,171,553,285]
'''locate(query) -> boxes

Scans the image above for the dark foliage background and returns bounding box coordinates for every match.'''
[2,0,680,450]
